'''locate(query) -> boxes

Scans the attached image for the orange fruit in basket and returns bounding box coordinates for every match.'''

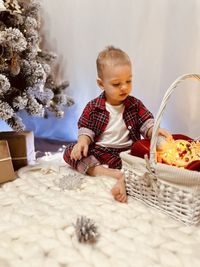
[130,134,191,160]
[159,139,194,167]
[130,135,200,170]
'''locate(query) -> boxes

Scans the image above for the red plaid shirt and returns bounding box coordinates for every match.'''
[78,92,154,143]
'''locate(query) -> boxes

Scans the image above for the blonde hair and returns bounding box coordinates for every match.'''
[96,46,131,79]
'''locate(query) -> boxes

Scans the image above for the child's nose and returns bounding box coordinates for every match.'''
[120,84,127,90]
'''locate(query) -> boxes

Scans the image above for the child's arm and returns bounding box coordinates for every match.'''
[147,126,173,141]
[71,100,95,161]
[70,135,92,161]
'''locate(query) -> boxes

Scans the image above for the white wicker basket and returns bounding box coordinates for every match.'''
[120,74,200,225]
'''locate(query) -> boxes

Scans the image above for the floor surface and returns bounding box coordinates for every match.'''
[34,137,72,157]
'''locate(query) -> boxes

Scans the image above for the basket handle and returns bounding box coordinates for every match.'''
[149,73,200,168]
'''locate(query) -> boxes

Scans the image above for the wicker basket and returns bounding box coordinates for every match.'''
[120,74,200,226]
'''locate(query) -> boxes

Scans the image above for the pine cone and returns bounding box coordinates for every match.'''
[75,216,99,243]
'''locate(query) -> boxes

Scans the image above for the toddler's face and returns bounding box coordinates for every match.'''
[98,63,132,105]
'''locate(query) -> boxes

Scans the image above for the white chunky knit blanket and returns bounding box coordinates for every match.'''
[0,152,200,267]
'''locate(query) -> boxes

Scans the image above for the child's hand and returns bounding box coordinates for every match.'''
[158,128,173,142]
[70,135,91,161]
[70,142,89,161]
[148,126,173,141]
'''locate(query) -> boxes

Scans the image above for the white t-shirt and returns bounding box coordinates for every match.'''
[96,102,132,148]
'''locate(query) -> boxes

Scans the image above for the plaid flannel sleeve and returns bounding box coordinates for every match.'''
[78,102,95,142]
[137,100,154,138]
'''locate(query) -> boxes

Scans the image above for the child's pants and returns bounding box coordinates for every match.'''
[63,143,130,174]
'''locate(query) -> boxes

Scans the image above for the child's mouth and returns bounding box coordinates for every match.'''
[119,93,127,97]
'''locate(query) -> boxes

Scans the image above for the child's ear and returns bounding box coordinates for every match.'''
[97,78,104,90]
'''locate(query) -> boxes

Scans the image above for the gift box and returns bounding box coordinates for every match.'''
[0,131,36,170]
[0,140,16,183]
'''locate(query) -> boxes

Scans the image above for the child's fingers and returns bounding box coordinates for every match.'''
[83,146,88,157]
[70,146,82,160]
[70,150,76,160]
[159,128,173,140]
[165,131,173,141]
[75,149,83,160]
[70,144,88,160]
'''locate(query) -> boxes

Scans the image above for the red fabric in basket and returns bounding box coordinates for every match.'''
[130,134,200,171]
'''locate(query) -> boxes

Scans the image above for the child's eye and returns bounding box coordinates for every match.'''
[126,80,132,84]
[112,83,120,87]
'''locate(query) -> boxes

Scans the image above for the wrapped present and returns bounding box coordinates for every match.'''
[0,131,36,170]
[0,140,16,183]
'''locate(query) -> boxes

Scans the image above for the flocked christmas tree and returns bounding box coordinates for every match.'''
[0,0,74,131]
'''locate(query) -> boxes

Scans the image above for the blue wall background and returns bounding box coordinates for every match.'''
[0,105,78,141]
